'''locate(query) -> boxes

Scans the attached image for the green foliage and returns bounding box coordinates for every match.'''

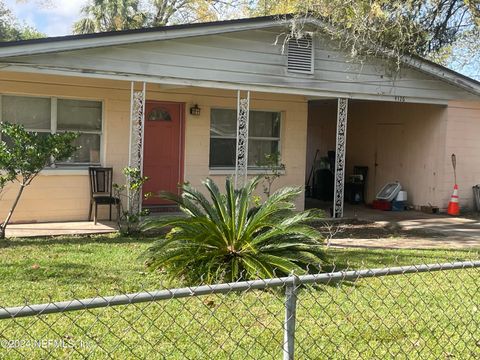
[147,0,223,26]
[142,177,325,283]
[247,0,479,78]
[73,0,147,34]
[0,123,77,183]
[0,122,77,238]
[73,0,230,34]
[0,1,44,42]
[256,151,285,198]
[113,167,151,235]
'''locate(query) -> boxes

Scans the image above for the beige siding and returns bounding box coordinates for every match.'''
[0,72,131,222]
[307,100,448,208]
[0,71,308,223]
[3,28,477,103]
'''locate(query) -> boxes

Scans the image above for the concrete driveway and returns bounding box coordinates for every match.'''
[319,205,480,249]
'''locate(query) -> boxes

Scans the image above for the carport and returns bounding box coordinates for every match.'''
[305,99,449,214]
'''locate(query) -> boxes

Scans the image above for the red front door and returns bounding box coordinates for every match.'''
[143,101,184,206]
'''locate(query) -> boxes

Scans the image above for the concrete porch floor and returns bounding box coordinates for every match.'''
[5,221,118,238]
[306,198,480,249]
[3,201,480,250]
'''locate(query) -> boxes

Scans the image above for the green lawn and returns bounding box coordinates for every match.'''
[0,235,479,359]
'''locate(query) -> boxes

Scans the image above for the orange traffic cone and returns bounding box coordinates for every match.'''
[447,184,460,216]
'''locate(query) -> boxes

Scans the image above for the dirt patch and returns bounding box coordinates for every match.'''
[313,219,447,241]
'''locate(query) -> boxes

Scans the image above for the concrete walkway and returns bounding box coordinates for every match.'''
[3,206,480,250]
[330,234,480,250]
[5,221,117,238]
[325,209,480,249]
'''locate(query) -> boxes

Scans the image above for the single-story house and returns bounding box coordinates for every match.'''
[0,15,479,223]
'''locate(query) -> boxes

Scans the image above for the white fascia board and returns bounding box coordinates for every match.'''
[0,63,450,105]
[0,20,287,58]
[399,55,480,96]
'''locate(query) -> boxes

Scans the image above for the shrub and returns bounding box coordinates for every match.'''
[113,167,151,235]
[257,151,285,198]
[0,122,77,239]
[142,177,324,283]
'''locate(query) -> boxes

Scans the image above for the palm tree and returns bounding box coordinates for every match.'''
[73,0,146,34]
[142,177,325,283]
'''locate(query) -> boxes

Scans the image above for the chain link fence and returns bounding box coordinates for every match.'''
[0,260,479,359]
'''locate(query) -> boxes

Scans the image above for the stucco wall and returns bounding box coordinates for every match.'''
[442,101,480,210]
[183,91,308,210]
[307,100,449,208]
[0,71,308,223]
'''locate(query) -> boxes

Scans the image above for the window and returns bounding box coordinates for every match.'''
[148,107,171,122]
[0,95,102,166]
[57,99,102,164]
[209,109,281,169]
[1,96,51,131]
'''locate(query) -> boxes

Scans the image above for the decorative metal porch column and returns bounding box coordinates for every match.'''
[128,81,146,212]
[333,98,348,218]
[234,90,250,189]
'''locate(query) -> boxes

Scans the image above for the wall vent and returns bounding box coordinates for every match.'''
[287,35,314,74]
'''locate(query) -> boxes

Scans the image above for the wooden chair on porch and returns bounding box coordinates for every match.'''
[88,167,121,225]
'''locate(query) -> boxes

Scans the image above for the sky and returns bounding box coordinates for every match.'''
[5,0,86,36]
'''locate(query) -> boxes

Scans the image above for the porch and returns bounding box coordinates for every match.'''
[0,72,311,222]
[0,14,478,227]
[0,71,473,231]
[0,68,476,231]
[304,99,450,214]
[4,221,117,238]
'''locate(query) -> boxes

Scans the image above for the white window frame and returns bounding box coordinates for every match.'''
[209,108,283,171]
[0,93,104,168]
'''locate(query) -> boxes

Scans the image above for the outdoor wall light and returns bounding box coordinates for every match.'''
[190,104,201,116]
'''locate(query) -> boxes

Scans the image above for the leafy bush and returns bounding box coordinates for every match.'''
[113,167,151,235]
[256,151,285,198]
[142,177,324,283]
[0,122,77,239]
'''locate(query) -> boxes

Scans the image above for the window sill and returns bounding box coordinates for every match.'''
[209,168,286,176]
[40,168,90,176]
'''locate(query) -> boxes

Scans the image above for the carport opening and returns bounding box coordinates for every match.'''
[304,99,448,217]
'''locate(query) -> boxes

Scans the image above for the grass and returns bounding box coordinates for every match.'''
[0,234,479,359]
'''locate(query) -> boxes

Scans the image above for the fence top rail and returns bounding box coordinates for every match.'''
[0,260,479,320]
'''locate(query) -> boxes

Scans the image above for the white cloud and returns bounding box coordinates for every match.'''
[5,0,87,36]
[38,0,85,18]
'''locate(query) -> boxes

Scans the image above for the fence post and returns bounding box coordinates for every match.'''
[283,279,298,360]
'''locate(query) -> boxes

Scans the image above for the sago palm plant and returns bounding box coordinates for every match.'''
[142,177,324,283]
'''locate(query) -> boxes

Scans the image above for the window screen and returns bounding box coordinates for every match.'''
[209,109,281,168]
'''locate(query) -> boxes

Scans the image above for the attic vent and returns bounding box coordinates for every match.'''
[287,35,314,74]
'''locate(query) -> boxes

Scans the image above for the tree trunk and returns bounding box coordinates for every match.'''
[2,184,26,239]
